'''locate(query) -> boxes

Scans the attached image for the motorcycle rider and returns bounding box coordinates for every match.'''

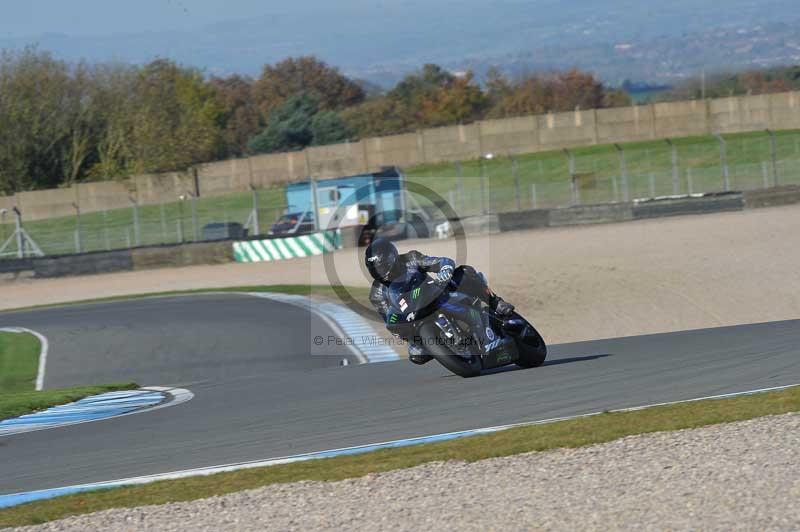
[365,237,515,365]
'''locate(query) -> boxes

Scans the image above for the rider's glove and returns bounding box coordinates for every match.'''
[436,264,454,284]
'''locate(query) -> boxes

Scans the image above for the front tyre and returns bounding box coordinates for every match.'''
[419,322,482,378]
[515,323,547,368]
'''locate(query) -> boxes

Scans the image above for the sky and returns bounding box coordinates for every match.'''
[0,0,309,38]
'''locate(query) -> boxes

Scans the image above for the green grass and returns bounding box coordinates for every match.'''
[405,129,800,214]
[0,383,139,422]
[1,384,798,527]
[0,330,138,420]
[0,331,40,394]
[0,284,372,315]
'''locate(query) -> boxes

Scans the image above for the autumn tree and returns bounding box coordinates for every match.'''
[343,64,487,138]
[124,59,226,174]
[210,74,262,157]
[252,56,365,119]
[0,48,90,193]
[486,69,627,118]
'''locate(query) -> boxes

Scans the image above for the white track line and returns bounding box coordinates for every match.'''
[0,327,49,390]
[1,382,796,509]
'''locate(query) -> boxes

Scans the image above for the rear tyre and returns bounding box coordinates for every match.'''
[514,322,547,368]
[419,322,482,378]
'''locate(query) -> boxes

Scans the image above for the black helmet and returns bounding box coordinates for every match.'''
[365,237,399,282]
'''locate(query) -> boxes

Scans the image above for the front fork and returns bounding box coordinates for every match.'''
[433,314,476,360]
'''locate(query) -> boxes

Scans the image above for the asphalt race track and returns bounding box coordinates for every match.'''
[1,293,799,495]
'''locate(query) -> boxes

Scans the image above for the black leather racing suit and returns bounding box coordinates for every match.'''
[369,250,497,356]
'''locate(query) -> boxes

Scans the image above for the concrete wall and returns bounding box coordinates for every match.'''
[5,91,800,222]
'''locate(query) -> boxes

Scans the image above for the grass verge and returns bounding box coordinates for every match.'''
[0,331,40,394]
[2,384,798,527]
[0,330,138,421]
[0,284,372,315]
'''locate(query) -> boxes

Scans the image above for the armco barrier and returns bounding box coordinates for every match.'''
[548,203,633,227]
[497,209,550,232]
[632,193,744,220]
[130,241,233,271]
[233,231,342,263]
[0,257,35,282]
[742,185,800,209]
[459,214,500,235]
[33,250,134,278]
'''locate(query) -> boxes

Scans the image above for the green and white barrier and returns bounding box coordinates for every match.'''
[233,230,342,263]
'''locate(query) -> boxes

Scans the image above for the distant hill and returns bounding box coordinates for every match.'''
[2,0,800,85]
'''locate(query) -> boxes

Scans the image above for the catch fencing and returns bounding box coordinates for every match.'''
[3,130,800,259]
[406,130,800,217]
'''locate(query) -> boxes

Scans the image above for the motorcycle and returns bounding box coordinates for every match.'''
[385,271,547,377]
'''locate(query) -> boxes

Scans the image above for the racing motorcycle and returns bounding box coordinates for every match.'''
[386,272,547,377]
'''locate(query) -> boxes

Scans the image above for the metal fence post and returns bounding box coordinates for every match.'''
[564,149,578,205]
[178,197,186,243]
[531,184,538,209]
[455,161,465,215]
[511,156,521,211]
[715,134,730,191]
[615,144,629,202]
[666,139,680,195]
[0,209,7,247]
[761,161,770,189]
[102,210,111,250]
[130,196,140,247]
[159,202,167,243]
[766,129,779,186]
[190,194,198,241]
[14,208,24,258]
[309,177,320,231]
[72,203,82,253]
[479,171,487,215]
[250,186,260,236]
[612,176,619,202]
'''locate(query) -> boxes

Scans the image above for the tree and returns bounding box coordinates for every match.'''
[0,48,80,193]
[252,56,364,119]
[210,74,261,157]
[248,92,320,153]
[486,69,625,118]
[340,97,414,138]
[125,59,226,174]
[417,71,488,127]
[310,111,351,146]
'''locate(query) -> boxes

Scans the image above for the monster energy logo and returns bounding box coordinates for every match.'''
[412,287,421,299]
[469,308,479,320]
[388,314,398,324]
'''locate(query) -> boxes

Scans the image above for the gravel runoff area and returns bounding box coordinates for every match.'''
[11,413,800,531]
[3,204,800,345]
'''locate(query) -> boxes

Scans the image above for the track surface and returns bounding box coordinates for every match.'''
[1,294,799,495]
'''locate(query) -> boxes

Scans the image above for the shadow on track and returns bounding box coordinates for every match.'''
[480,353,614,377]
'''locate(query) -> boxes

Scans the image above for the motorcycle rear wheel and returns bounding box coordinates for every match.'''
[420,322,482,378]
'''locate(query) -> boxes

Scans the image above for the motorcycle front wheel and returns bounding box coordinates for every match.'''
[419,321,483,378]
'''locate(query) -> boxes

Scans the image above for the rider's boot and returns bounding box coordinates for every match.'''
[454,265,515,317]
[408,342,433,365]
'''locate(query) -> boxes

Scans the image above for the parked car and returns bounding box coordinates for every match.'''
[269,212,316,235]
